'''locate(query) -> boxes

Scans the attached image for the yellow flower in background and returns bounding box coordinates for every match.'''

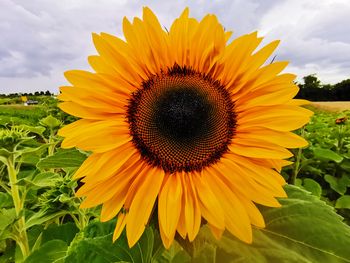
[58,7,312,248]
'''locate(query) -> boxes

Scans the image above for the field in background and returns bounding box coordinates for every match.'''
[311,101,350,111]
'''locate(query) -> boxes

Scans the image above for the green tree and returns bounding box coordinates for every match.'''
[303,74,321,89]
[334,79,350,101]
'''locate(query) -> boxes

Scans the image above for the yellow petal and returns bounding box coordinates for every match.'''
[204,168,252,243]
[181,172,201,241]
[59,119,130,153]
[113,213,127,242]
[158,173,182,242]
[58,101,117,120]
[143,7,172,68]
[92,33,142,85]
[224,154,287,197]
[216,32,262,87]
[176,204,187,239]
[81,146,138,184]
[59,86,127,113]
[237,197,265,228]
[235,128,308,148]
[72,153,99,180]
[229,138,293,159]
[287,99,311,106]
[237,84,299,109]
[159,217,173,249]
[237,105,313,132]
[88,55,116,75]
[100,188,128,222]
[214,160,282,207]
[208,224,224,240]
[77,158,143,205]
[126,166,164,247]
[192,172,225,230]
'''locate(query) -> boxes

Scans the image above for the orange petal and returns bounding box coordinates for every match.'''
[126,166,165,247]
[158,173,182,243]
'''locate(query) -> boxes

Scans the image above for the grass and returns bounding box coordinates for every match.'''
[0,105,47,126]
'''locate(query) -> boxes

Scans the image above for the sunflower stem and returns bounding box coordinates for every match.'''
[7,155,30,260]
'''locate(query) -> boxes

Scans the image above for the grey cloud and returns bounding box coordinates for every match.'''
[258,0,350,83]
[0,0,349,94]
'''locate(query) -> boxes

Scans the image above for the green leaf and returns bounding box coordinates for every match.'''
[340,160,350,172]
[65,221,156,263]
[336,195,350,209]
[313,148,344,163]
[153,241,190,263]
[30,172,62,188]
[16,144,49,159]
[23,240,67,263]
[194,185,350,263]
[0,148,11,161]
[324,174,350,195]
[21,154,40,165]
[25,210,68,229]
[0,209,16,231]
[0,192,13,208]
[39,116,62,129]
[41,222,79,245]
[18,125,46,136]
[302,178,322,197]
[37,149,87,170]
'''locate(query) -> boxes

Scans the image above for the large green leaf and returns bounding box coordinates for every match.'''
[41,222,79,245]
[37,149,87,170]
[193,185,350,262]
[24,240,67,263]
[65,220,158,263]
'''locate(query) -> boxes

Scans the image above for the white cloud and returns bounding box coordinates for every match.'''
[0,0,349,94]
[258,0,350,83]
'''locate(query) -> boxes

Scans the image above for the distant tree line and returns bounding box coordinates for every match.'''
[296,75,350,101]
[1,76,349,102]
[0,90,52,98]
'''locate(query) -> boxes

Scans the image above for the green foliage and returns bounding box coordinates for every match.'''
[284,108,350,223]
[336,196,350,209]
[193,185,350,263]
[1,99,350,262]
[37,149,87,170]
[0,106,47,126]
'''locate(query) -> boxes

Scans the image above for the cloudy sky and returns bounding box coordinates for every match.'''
[1,0,349,94]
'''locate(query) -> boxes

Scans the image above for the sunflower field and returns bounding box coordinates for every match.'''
[0,100,349,263]
[1,8,350,263]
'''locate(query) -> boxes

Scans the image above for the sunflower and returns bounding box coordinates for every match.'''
[58,7,312,248]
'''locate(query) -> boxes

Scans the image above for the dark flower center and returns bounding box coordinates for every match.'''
[127,65,236,173]
[154,88,211,141]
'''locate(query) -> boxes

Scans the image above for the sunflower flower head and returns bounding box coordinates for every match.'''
[58,7,312,249]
